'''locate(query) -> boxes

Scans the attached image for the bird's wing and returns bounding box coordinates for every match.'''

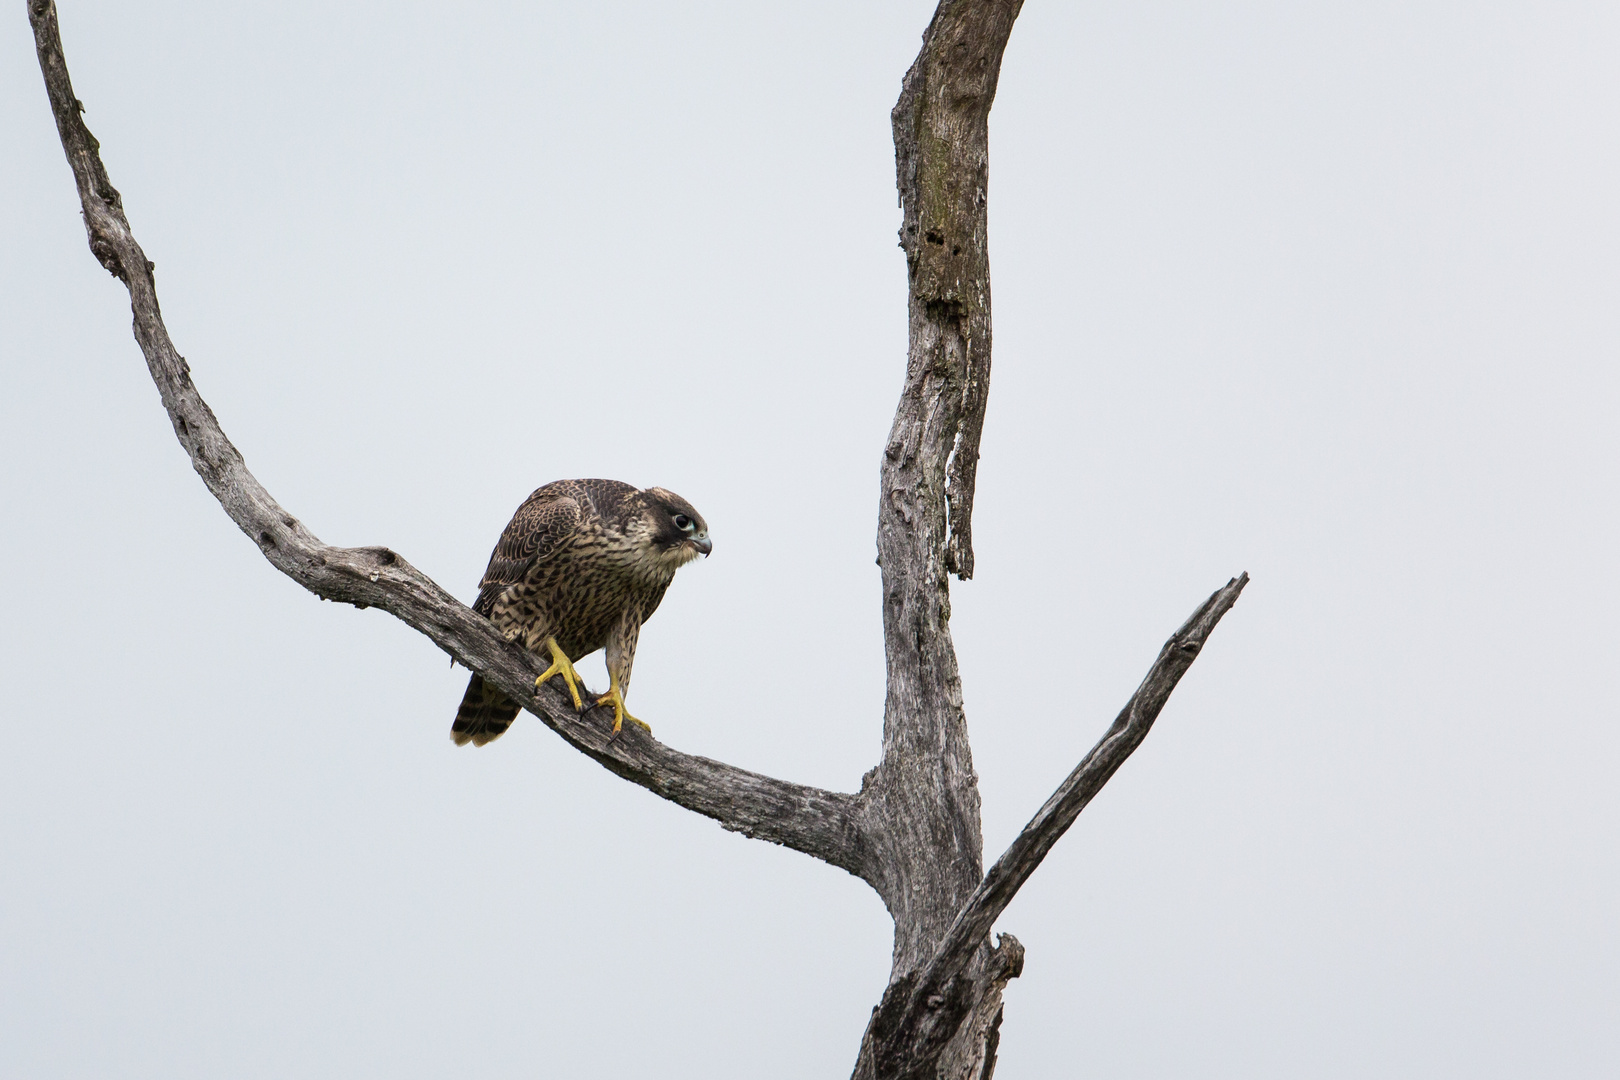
[473,484,584,615]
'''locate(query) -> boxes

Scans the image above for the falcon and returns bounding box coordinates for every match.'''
[451,479,711,746]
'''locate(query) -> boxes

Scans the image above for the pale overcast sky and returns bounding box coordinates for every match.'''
[5,2,1619,1077]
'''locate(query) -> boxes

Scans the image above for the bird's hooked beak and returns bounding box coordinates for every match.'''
[689,533,713,557]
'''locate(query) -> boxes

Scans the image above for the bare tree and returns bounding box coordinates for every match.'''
[30,1,1246,1076]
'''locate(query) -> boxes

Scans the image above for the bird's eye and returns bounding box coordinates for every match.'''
[673,514,694,532]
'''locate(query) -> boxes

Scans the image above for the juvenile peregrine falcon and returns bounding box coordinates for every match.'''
[451,479,711,746]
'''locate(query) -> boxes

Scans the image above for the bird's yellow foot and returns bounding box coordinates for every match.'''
[535,637,585,711]
[596,676,650,735]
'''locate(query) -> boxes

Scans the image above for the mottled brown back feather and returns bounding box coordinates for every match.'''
[472,483,589,615]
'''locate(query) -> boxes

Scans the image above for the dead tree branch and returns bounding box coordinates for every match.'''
[26,0,868,884]
[30,0,1250,1076]
[937,573,1248,979]
[855,575,1249,1079]
[854,2,1028,1075]
[867,0,1023,967]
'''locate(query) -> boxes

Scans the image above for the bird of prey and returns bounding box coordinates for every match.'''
[451,479,711,746]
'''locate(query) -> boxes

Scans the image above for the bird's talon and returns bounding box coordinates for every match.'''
[533,637,584,710]
[595,682,647,735]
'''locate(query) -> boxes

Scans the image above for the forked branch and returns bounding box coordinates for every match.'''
[936,573,1249,982]
[857,574,1249,1077]
[27,0,867,883]
[34,1,1252,1075]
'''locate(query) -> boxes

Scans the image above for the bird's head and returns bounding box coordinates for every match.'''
[641,487,712,568]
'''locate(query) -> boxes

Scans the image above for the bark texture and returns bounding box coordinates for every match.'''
[855,2,1026,1075]
[30,2,1249,1077]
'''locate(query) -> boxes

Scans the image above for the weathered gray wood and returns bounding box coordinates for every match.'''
[854,577,1248,1079]
[931,574,1249,979]
[856,3,1023,1076]
[26,0,868,885]
[890,0,1021,586]
[30,1,1250,1076]
[868,0,1022,966]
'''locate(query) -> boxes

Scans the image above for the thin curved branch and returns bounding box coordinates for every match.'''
[28,0,867,882]
[935,573,1248,979]
[858,574,1249,1078]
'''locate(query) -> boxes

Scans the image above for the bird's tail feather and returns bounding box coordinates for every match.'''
[451,673,520,746]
